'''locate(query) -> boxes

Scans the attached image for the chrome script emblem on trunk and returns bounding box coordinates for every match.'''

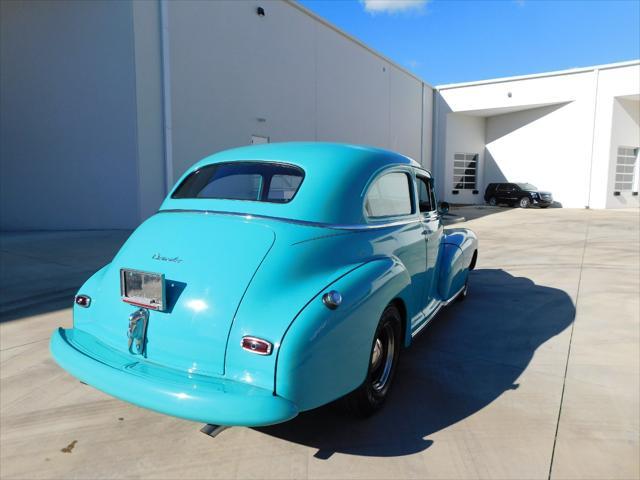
[128,308,149,356]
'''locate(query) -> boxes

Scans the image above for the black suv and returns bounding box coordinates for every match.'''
[484,183,553,208]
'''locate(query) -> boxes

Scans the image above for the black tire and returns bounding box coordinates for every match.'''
[456,280,468,303]
[469,250,477,270]
[344,304,401,417]
[539,205,549,209]
[519,197,531,208]
[488,197,497,206]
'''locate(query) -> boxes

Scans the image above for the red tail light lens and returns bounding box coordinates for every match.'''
[241,336,272,355]
[75,294,91,308]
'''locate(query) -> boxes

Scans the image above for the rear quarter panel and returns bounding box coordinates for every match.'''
[275,257,411,411]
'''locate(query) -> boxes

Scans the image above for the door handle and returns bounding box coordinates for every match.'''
[421,230,429,235]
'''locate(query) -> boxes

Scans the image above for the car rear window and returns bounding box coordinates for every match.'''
[171,162,304,203]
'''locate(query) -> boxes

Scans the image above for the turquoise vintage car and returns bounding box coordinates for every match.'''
[50,143,478,428]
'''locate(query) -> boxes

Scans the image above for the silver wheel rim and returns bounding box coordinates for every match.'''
[489,198,496,206]
[371,323,395,392]
[520,198,528,207]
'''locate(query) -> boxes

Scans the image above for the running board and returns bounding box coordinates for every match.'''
[200,424,229,438]
[411,284,467,338]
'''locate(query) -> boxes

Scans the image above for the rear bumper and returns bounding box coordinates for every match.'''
[50,328,298,426]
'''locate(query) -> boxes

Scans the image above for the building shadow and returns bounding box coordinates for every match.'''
[0,230,131,323]
[256,268,575,458]
[444,204,517,223]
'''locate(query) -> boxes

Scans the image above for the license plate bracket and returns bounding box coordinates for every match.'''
[120,269,166,311]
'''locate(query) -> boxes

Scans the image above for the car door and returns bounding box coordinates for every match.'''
[511,184,524,202]
[509,183,523,203]
[496,183,510,203]
[415,172,443,314]
[364,169,428,323]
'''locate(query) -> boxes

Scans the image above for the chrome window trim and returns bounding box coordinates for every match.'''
[170,160,306,203]
[158,209,421,231]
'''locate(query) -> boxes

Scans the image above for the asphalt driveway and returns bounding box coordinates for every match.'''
[1,207,638,479]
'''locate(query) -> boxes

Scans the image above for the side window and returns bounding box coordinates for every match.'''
[416,176,436,213]
[429,180,438,210]
[365,172,413,218]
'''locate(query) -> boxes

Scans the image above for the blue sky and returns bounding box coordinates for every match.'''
[298,0,640,85]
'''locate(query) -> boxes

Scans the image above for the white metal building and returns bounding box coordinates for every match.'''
[0,0,638,231]
[0,0,433,230]
[434,61,640,210]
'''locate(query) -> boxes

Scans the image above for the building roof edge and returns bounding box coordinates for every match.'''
[435,60,640,90]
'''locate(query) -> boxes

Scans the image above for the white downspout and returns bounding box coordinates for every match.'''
[160,0,173,195]
[633,148,640,194]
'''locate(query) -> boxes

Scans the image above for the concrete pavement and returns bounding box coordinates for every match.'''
[1,207,638,479]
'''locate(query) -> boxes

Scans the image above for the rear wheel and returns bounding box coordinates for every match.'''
[488,197,497,206]
[344,305,401,417]
[519,197,531,208]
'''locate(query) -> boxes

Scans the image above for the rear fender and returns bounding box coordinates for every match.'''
[438,229,478,300]
[275,257,411,411]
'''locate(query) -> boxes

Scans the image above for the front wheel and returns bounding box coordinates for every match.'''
[344,305,401,417]
[519,197,531,208]
[456,280,468,303]
[488,197,497,206]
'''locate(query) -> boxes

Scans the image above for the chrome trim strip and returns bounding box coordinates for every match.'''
[443,284,467,306]
[158,209,421,231]
[411,284,466,338]
[411,303,444,338]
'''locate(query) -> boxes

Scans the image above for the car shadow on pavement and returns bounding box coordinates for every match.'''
[257,268,575,458]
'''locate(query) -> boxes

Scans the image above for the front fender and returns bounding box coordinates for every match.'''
[275,257,411,412]
[438,228,478,300]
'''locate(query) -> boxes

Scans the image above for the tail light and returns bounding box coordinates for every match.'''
[75,294,91,308]
[241,336,272,355]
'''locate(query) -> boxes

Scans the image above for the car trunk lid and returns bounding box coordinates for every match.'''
[94,212,275,375]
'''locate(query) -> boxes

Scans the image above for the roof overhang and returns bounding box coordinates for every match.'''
[450,101,570,118]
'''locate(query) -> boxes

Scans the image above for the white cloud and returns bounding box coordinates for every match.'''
[361,0,428,15]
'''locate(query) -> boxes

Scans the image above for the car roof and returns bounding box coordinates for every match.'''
[160,142,426,226]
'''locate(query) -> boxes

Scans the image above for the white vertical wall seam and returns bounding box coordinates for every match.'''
[160,0,173,195]
[420,82,424,166]
[432,90,441,194]
[586,68,600,208]
[314,20,318,141]
[387,64,391,148]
